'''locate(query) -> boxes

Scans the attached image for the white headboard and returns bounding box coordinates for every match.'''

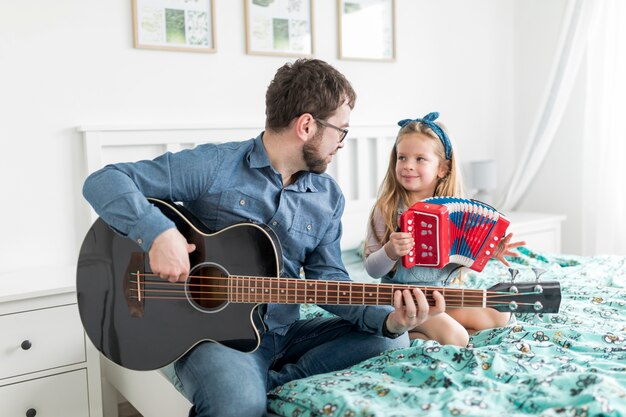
[79,124,397,250]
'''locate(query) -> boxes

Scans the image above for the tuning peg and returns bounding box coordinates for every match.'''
[531,268,546,282]
[508,268,519,283]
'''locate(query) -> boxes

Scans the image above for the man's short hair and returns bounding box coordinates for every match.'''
[265,59,356,132]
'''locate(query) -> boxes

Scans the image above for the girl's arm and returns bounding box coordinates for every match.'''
[364,246,398,278]
[364,207,413,277]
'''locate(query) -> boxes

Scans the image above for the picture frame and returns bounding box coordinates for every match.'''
[338,0,395,61]
[244,0,314,57]
[132,0,216,53]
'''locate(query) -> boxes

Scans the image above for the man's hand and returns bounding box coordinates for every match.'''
[492,232,526,267]
[384,231,414,261]
[148,228,196,282]
[385,288,445,335]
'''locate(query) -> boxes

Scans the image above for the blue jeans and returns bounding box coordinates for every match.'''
[382,263,462,286]
[174,317,409,417]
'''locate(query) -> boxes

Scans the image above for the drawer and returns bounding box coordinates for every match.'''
[0,304,85,380]
[0,369,89,417]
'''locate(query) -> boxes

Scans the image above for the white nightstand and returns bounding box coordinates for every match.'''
[505,212,566,254]
[0,266,103,417]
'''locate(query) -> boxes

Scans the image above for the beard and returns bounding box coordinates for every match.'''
[302,130,329,174]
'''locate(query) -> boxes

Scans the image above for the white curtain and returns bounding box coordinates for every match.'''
[497,0,600,211]
[582,0,626,255]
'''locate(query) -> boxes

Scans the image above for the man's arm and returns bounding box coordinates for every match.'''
[83,145,220,280]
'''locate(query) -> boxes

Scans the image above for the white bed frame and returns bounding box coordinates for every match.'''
[79,123,397,417]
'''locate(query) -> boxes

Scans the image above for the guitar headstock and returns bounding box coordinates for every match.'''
[487,281,561,313]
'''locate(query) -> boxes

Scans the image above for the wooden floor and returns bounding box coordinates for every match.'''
[119,402,143,417]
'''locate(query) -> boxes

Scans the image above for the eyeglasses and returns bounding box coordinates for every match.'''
[315,119,349,143]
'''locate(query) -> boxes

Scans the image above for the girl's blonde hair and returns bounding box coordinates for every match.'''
[368,120,464,246]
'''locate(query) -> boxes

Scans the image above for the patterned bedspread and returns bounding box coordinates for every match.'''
[268,248,626,416]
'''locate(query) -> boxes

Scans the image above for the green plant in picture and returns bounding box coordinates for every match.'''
[273,18,289,50]
[344,2,361,13]
[165,8,186,44]
[253,0,274,6]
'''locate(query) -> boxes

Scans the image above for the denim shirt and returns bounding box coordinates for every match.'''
[83,133,392,336]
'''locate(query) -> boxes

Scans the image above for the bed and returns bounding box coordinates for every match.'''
[270,247,626,416]
[79,124,626,417]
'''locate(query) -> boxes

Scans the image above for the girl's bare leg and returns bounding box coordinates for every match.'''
[410,313,469,347]
[447,308,511,334]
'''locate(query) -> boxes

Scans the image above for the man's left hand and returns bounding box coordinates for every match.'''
[385,288,445,335]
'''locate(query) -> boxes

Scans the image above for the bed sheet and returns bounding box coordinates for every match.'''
[268,248,626,416]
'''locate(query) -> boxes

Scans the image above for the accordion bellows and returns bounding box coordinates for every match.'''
[400,197,510,272]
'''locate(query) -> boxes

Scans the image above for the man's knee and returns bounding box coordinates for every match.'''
[378,332,410,351]
[176,343,268,417]
[193,393,266,417]
[189,366,267,417]
[352,333,410,361]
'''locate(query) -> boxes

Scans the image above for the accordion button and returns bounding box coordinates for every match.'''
[408,219,413,225]
[486,250,491,255]
[489,243,495,248]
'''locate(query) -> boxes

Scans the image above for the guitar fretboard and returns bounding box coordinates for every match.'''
[228,276,486,308]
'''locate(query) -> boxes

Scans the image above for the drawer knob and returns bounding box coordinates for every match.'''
[26,408,37,417]
[21,340,32,350]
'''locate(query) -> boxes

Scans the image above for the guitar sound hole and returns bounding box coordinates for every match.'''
[187,263,229,311]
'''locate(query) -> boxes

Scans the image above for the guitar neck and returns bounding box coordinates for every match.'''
[228,276,486,308]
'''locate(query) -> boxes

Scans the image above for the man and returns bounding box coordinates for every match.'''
[83,59,444,417]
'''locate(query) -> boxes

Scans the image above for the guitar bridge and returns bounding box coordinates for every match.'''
[124,252,145,317]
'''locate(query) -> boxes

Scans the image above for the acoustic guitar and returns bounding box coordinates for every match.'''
[76,199,561,371]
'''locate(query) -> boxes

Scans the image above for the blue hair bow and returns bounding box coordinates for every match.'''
[397,112,453,160]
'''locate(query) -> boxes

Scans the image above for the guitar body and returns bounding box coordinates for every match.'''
[77,199,282,371]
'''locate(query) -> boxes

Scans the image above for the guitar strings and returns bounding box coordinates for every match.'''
[124,290,539,309]
[125,279,543,308]
[128,279,531,300]
[130,273,529,297]
[127,289,540,309]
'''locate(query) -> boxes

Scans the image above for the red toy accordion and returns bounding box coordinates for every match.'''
[400,197,510,272]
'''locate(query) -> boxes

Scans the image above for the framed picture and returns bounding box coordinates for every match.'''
[244,0,314,57]
[338,0,395,61]
[132,0,216,53]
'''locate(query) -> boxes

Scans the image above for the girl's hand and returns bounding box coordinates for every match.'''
[492,232,525,266]
[384,232,414,261]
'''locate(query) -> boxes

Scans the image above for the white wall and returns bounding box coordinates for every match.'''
[509,0,586,254]
[6,0,586,275]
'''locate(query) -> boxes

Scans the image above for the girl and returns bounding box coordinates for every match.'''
[364,112,524,346]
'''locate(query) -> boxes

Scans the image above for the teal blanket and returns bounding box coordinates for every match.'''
[268,248,626,416]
